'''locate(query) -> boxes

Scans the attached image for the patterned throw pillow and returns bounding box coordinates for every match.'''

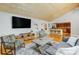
[15,39,24,47]
[2,35,14,48]
[2,35,10,42]
[9,34,16,42]
[0,37,1,44]
[75,39,79,46]
[67,37,78,46]
[39,29,47,38]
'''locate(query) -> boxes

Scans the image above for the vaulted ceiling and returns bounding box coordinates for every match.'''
[0,3,78,21]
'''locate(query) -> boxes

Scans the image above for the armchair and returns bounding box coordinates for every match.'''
[0,34,25,55]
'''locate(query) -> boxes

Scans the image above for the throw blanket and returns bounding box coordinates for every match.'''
[56,46,79,55]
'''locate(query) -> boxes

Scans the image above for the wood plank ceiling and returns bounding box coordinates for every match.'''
[0,3,78,21]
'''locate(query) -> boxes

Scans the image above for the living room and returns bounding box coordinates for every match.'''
[0,3,79,55]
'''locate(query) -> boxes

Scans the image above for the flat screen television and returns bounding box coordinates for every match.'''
[12,16,31,28]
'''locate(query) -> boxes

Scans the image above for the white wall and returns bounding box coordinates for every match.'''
[50,8,79,36]
[1,8,79,37]
[0,12,47,36]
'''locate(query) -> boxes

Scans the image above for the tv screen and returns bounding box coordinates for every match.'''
[12,16,31,28]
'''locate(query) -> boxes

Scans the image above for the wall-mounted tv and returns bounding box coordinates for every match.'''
[12,16,31,28]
